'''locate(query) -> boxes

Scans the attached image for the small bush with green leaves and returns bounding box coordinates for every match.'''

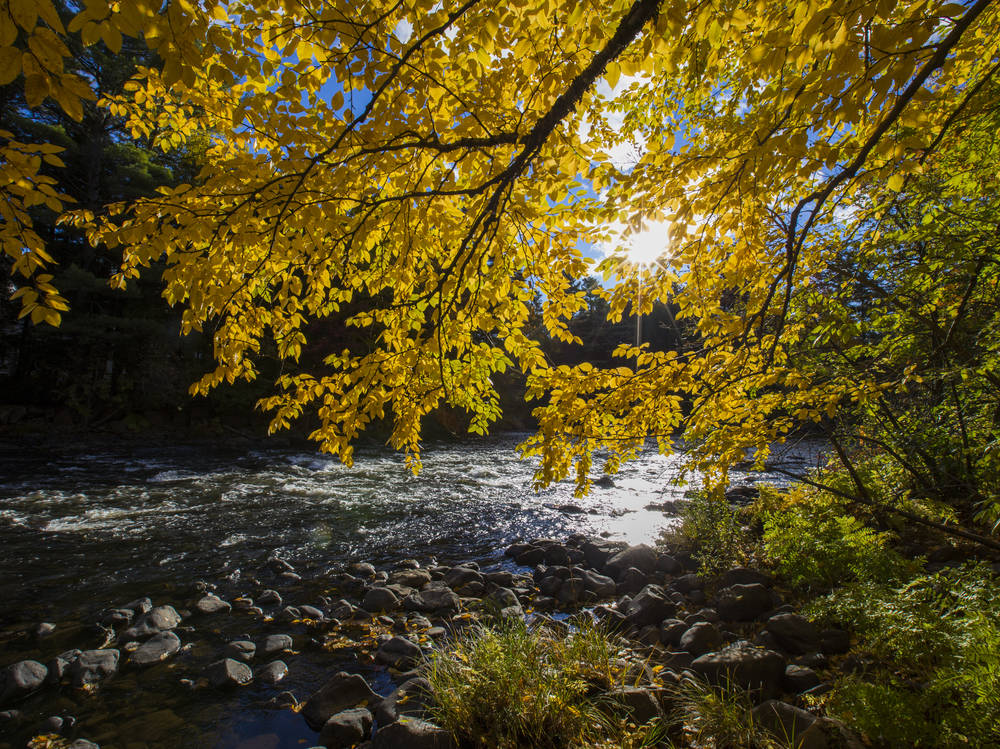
[425,618,666,748]
[761,490,914,590]
[812,564,1000,747]
[675,491,755,577]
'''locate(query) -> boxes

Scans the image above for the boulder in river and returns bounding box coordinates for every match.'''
[372,718,453,749]
[129,632,181,667]
[679,622,724,656]
[257,589,282,606]
[713,584,775,621]
[374,676,435,727]
[70,650,119,688]
[362,587,400,613]
[1,660,47,705]
[691,642,785,698]
[204,658,252,688]
[302,671,379,731]
[605,544,659,576]
[261,634,294,656]
[194,594,232,615]
[624,584,676,626]
[319,707,373,747]
[225,640,256,662]
[403,587,460,614]
[375,636,422,669]
[255,661,288,685]
[121,605,182,640]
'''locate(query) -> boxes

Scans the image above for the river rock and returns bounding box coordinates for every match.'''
[130,632,181,666]
[764,613,820,654]
[319,707,373,747]
[375,636,422,669]
[279,605,302,622]
[656,553,683,574]
[659,618,688,647]
[374,676,434,726]
[123,597,153,615]
[679,623,724,656]
[783,665,822,694]
[403,587,460,614]
[485,587,523,618]
[579,539,626,570]
[372,718,453,749]
[68,741,100,749]
[299,604,325,620]
[204,658,252,688]
[261,634,294,656]
[608,686,663,723]
[195,594,232,615]
[624,584,676,626]
[671,573,704,594]
[256,661,288,685]
[713,584,774,621]
[751,700,818,744]
[258,589,282,606]
[32,622,56,639]
[514,546,546,566]
[303,671,379,730]
[691,642,785,698]
[1,660,47,704]
[101,608,134,626]
[121,606,182,640]
[578,568,617,597]
[350,562,377,580]
[225,640,256,662]
[720,567,774,588]
[47,650,81,685]
[605,544,658,576]
[619,566,653,593]
[330,599,355,619]
[391,569,432,588]
[362,587,400,613]
[71,650,119,687]
[443,567,485,591]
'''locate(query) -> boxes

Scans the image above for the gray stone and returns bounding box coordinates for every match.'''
[130,632,181,666]
[656,553,683,574]
[204,658,252,688]
[625,584,676,626]
[195,594,232,615]
[374,676,434,726]
[32,622,56,639]
[68,741,100,749]
[1,660,47,704]
[713,584,774,621]
[578,568,617,597]
[319,707,373,747]
[101,608,134,626]
[303,671,379,730]
[121,605,182,640]
[225,640,256,662]
[720,567,774,588]
[123,597,153,615]
[70,650,119,688]
[671,573,704,593]
[258,589,283,606]
[279,605,302,621]
[659,618,688,647]
[46,650,81,685]
[350,562,377,579]
[751,700,818,745]
[514,546,546,566]
[362,587,400,613]
[372,718,453,749]
[261,634,294,656]
[486,587,524,619]
[375,636,422,669]
[783,665,822,694]
[691,642,785,698]
[765,613,820,654]
[300,605,325,620]
[580,539,626,570]
[256,660,289,685]
[605,544,659,575]
[609,686,663,723]
[391,569,432,588]
[679,622,724,656]
[403,587,460,614]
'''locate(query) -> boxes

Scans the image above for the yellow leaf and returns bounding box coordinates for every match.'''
[24,73,50,107]
[0,46,21,85]
[9,0,38,31]
[887,173,904,191]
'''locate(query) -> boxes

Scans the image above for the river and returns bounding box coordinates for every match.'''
[0,434,824,748]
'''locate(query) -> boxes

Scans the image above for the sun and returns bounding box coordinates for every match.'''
[603,219,673,271]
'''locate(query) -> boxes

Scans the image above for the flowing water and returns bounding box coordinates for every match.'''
[0,434,825,748]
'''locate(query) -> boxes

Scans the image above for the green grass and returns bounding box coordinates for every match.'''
[425,617,668,748]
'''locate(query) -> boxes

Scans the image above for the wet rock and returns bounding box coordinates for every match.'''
[374,676,434,726]
[426,626,447,639]
[375,636,422,669]
[42,715,64,733]
[362,587,400,613]
[656,553,683,574]
[485,587,524,619]
[619,566,653,594]
[514,547,545,566]
[609,686,663,723]
[123,597,153,616]
[256,661,289,685]
[267,555,295,574]
[226,640,256,662]
[0,709,23,727]
[350,562,377,580]
[300,605,325,620]
[371,718,453,749]
[70,650,119,688]
[46,650,81,685]
[232,596,255,611]
[121,605,182,640]
[68,740,100,749]
[679,623,724,656]
[799,716,867,749]
[764,613,821,655]
[750,700,818,744]
[580,539,626,571]
[265,690,299,709]
[130,632,181,667]
[625,584,676,626]
[258,589,282,606]
[691,642,785,698]
[204,658,253,688]
[279,605,302,622]
[606,544,659,576]
[783,665,822,694]
[578,568,617,598]
[713,584,774,621]
[391,569,432,588]
[556,577,589,606]
[303,671,379,730]
[443,567,485,592]
[32,622,56,639]
[1,660,47,704]
[319,707,373,747]
[330,599,355,620]
[403,587,460,614]
[483,570,516,587]
[101,608,134,627]
[261,634,294,656]
[195,594,232,615]
[659,619,688,647]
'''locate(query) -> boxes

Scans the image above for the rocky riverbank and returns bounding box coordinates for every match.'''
[0,532,868,748]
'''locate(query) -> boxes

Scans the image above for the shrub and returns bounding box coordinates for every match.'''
[675,491,755,577]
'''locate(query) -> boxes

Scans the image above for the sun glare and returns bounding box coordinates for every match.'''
[607,219,673,268]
